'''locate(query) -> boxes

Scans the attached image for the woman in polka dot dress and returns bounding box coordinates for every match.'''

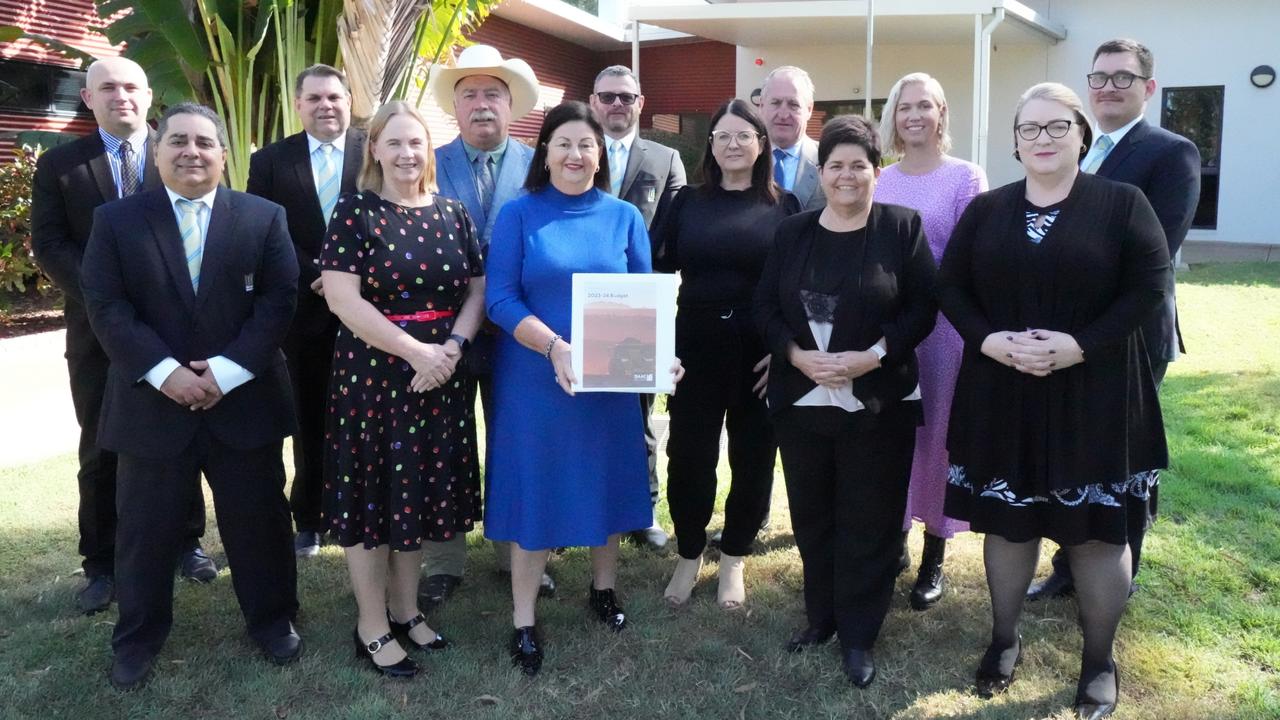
[319,102,485,678]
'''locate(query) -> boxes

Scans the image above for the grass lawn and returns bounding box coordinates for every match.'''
[0,263,1277,719]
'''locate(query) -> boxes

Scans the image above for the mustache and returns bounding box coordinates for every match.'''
[469,110,497,122]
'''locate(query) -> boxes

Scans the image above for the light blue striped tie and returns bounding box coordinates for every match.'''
[609,140,625,196]
[1082,134,1114,174]
[316,143,339,222]
[177,198,204,291]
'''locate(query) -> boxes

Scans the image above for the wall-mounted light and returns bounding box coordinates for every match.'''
[1251,65,1276,88]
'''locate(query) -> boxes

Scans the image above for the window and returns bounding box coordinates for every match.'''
[814,99,887,122]
[1161,85,1223,229]
[0,59,91,119]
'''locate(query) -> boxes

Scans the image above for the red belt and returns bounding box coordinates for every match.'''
[385,309,455,322]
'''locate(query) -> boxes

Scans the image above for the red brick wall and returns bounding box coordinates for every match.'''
[0,0,120,66]
[600,41,737,127]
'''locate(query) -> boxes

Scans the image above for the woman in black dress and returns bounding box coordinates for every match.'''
[938,83,1170,719]
[754,115,937,687]
[319,102,486,678]
[651,99,799,610]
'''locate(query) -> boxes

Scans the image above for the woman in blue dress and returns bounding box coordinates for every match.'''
[484,101,683,676]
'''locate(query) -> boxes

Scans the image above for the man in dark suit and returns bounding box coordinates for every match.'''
[247,64,366,558]
[589,64,686,550]
[761,66,825,211]
[32,57,215,616]
[1028,38,1200,602]
[81,103,303,690]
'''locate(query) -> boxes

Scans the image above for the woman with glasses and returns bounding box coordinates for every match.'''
[938,83,1169,719]
[651,98,800,610]
[874,72,987,611]
[754,114,938,687]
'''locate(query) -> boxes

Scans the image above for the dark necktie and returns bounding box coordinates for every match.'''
[119,140,139,197]
[475,151,496,219]
[772,148,787,189]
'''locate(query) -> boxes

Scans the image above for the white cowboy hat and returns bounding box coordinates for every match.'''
[429,44,540,120]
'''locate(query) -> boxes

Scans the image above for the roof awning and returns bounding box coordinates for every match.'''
[629,0,1066,46]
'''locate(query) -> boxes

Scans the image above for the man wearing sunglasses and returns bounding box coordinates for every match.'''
[589,65,687,552]
[1028,37,1200,604]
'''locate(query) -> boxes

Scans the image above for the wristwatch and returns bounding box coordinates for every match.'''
[869,344,887,363]
[449,334,470,353]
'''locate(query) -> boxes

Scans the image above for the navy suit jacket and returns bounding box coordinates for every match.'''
[246,129,366,336]
[434,136,533,254]
[81,187,299,458]
[1097,118,1200,360]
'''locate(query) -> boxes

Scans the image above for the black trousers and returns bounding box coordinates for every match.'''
[66,321,204,577]
[112,430,298,663]
[1049,358,1167,582]
[777,404,916,651]
[639,392,659,510]
[283,328,336,532]
[666,308,775,559]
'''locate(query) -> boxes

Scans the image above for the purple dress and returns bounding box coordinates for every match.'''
[875,157,987,538]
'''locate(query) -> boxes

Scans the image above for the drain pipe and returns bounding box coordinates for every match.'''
[865,0,875,118]
[975,7,1005,168]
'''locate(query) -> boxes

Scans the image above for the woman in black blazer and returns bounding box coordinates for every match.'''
[938,83,1169,719]
[754,115,937,688]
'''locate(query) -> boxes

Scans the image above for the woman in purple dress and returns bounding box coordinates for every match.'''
[874,73,987,610]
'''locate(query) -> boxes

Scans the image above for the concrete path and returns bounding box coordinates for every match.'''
[0,330,78,468]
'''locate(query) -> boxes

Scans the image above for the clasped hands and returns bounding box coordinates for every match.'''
[548,338,685,397]
[160,360,224,410]
[407,339,463,393]
[789,346,880,388]
[981,329,1084,377]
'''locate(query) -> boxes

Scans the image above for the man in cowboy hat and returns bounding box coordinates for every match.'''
[421,44,555,607]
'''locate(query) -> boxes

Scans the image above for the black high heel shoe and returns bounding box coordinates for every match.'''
[975,635,1022,698]
[588,586,627,632]
[388,610,449,651]
[1074,663,1119,719]
[352,628,420,678]
[510,626,543,676]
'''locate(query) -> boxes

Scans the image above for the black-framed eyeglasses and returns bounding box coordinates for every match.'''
[709,130,759,147]
[1015,119,1077,141]
[595,91,639,106]
[1086,71,1149,90]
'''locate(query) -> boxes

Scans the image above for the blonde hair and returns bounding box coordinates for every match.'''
[879,72,951,158]
[1012,82,1093,160]
[358,101,437,195]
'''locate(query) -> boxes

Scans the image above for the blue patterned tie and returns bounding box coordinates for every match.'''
[177,198,204,291]
[772,148,787,188]
[475,151,495,220]
[119,140,139,197]
[316,143,339,222]
[1082,135,1115,174]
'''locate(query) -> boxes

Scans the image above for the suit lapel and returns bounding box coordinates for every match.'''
[1098,119,1148,177]
[438,141,482,224]
[287,133,324,223]
[86,134,119,203]
[144,189,197,311]
[621,138,646,199]
[340,129,366,194]
[195,187,236,313]
[487,141,531,236]
[140,131,163,191]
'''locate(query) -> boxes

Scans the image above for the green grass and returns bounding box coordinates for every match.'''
[1,262,1278,719]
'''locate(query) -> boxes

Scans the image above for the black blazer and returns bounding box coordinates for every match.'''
[81,187,299,459]
[754,203,938,416]
[618,137,686,229]
[246,128,366,336]
[1097,118,1200,361]
[31,131,161,355]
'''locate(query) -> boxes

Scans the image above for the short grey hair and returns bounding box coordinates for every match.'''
[761,66,815,106]
[156,102,229,148]
[593,65,640,93]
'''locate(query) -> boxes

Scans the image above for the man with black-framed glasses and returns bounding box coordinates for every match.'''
[1027,37,1200,604]
[589,64,687,551]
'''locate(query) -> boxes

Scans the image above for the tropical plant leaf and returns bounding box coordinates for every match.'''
[136,0,209,73]
[0,26,98,65]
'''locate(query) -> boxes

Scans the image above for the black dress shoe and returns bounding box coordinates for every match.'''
[261,624,304,665]
[707,529,723,549]
[510,626,543,676]
[109,652,154,692]
[179,547,218,583]
[629,525,669,552]
[785,625,835,653]
[909,533,947,610]
[1074,663,1119,719]
[975,635,1022,698]
[388,610,449,651]
[538,571,557,598]
[419,574,462,610]
[842,648,876,688]
[294,531,321,558]
[77,574,115,615]
[353,628,420,678]
[1026,570,1074,601]
[588,586,627,632]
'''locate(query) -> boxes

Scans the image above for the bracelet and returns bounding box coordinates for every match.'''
[869,343,887,363]
[544,334,561,360]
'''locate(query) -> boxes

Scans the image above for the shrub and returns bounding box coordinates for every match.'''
[0,146,48,295]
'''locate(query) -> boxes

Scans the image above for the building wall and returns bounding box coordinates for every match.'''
[600,40,737,125]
